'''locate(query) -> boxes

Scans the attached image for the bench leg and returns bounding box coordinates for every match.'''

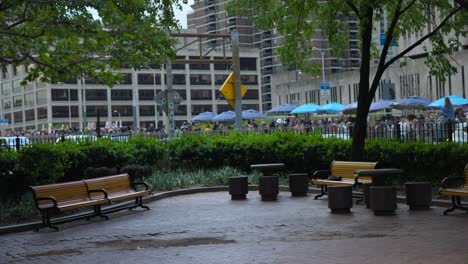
[443,196,468,215]
[136,197,150,210]
[94,206,109,220]
[314,185,327,200]
[43,211,59,231]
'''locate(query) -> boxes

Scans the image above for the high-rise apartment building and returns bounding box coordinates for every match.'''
[0,35,261,133]
[187,0,361,110]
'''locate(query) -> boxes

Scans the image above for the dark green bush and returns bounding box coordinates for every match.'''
[120,164,153,181]
[83,167,118,179]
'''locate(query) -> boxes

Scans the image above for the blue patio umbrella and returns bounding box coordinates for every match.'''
[369,99,395,112]
[267,104,297,115]
[191,111,217,122]
[212,111,236,122]
[242,109,269,120]
[342,102,358,114]
[393,96,430,109]
[426,95,468,109]
[318,102,346,113]
[290,103,321,114]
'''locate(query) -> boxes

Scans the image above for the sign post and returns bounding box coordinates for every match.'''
[320,82,330,104]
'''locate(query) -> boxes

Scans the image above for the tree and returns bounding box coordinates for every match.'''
[0,0,186,85]
[228,0,467,160]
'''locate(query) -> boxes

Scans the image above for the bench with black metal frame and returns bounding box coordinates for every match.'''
[30,181,109,231]
[311,161,379,200]
[84,173,152,213]
[439,164,468,215]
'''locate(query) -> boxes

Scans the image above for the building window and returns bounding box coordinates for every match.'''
[86,105,108,117]
[139,90,155,101]
[36,90,47,104]
[25,109,35,121]
[51,77,77,84]
[13,111,23,123]
[189,56,210,70]
[175,105,187,116]
[13,95,22,107]
[174,89,187,100]
[24,93,34,107]
[71,106,79,117]
[112,105,133,117]
[52,106,70,118]
[191,90,212,100]
[1,82,11,96]
[51,89,69,101]
[4,113,11,123]
[240,58,257,71]
[139,105,155,116]
[37,107,47,120]
[215,74,229,85]
[138,74,161,85]
[240,75,258,85]
[86,89,107,101]
[217,104,232,113]
[190,74,211,85]
[191,105,212,115]
[169,74,186,85]
[12,79,22,94]
[2,99,11,110]
[213,57,231,71]
[243,90,259,100]
[111,89,132,100]
[119,73,132,85]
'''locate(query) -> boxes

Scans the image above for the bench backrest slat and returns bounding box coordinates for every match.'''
[84,174,132,195]
[30,181,90,207]
[331,161,378,180]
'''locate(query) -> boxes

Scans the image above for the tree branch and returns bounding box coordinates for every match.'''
[384,5,462,69]
[345,0,360,18]
[400,0,418,15]
[369,0,403,102]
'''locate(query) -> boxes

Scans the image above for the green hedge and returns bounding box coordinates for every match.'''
[0,132,467,200]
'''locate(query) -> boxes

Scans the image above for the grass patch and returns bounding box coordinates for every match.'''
[144,166,261,191]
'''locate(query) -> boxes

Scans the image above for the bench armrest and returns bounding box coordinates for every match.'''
[441,176,464,189]
[88,189,108,199]
[35,197,58,209]
[133,181,150,191]
[312,170,331,180]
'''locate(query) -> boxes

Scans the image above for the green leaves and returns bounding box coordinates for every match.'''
[0,0,181,85]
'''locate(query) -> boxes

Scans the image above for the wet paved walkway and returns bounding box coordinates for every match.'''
[1,191,468,264]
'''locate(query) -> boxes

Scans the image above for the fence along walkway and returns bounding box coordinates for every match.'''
[4,121,468,150]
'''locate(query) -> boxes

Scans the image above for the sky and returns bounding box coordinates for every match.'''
[174,1,194,29]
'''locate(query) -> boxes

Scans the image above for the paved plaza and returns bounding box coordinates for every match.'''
[1,191,468,264]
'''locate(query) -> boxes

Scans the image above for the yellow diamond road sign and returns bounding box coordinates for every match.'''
[219,72,247,108]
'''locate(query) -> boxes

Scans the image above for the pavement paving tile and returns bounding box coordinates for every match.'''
[0,191,467,264]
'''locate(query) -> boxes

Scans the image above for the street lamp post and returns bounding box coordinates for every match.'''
[313,47,332,104]
[113,110,121,129]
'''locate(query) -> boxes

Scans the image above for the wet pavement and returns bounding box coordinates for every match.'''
[1,191,468,264]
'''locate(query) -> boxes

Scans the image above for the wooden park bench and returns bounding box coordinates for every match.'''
[84,173,152,212]
[30,181,110,230]
[311,161,379,200]
[439,164,468,215]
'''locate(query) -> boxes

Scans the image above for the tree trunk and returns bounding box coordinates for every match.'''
[351,5,374,161]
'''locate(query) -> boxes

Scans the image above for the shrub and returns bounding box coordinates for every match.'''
[120,164,153,181]
[83,167,118,179]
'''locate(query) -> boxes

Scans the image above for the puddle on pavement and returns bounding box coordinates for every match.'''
[95,237,235,250]
[25,249,82,258]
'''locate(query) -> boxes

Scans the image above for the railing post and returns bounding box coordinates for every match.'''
[447,120,453,142]
[15,135,20,151]
[396,123,401,142]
